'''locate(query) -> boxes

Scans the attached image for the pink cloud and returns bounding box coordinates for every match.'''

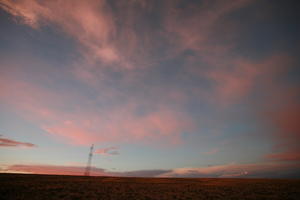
[244,54,299,162]
[0,136,37,148]
[0,0,118,64]
[162,1,291,107]
[270,103,300,145]
[2,164,170,177]
[94,147,119,156]
[39,105,195,146]
[0,72,195,146]
[1,0,298,162]
[0,0,168,70]
[164,0,253,55]
[158,162,300,178]
[206,63,259,104]
[266,152,300,162]
[3,164,108,176]
[264,97,300,162]
[0,0,256,73]
[3,161,299,178]
[200,54,292,106]
[43,122,97,146]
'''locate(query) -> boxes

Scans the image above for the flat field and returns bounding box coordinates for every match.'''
[0,173,299,200]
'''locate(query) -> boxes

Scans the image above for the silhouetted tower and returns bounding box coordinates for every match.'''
[84,144,94,176]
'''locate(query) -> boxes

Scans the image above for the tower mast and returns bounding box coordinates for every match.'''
[84,144,94,176]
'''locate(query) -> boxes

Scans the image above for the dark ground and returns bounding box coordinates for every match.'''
[0,173,299,200]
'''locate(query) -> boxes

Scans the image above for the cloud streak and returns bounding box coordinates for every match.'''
[3,161,300,178]
[3,164,106,176]
[158,162,300,178]
[94,147,119,156]
[0,136,37,148]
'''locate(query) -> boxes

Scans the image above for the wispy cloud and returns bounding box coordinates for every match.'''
[0,136,37,148]
[0,70,195,146]
[94,147,119,156]
[0,0,118,64]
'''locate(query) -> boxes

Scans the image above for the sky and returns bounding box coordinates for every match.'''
[0,0,299,178]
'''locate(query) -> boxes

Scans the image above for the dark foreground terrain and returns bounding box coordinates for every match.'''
[0,173,299,200]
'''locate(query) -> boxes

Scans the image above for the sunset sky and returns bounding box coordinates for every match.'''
[0,0,299,178]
